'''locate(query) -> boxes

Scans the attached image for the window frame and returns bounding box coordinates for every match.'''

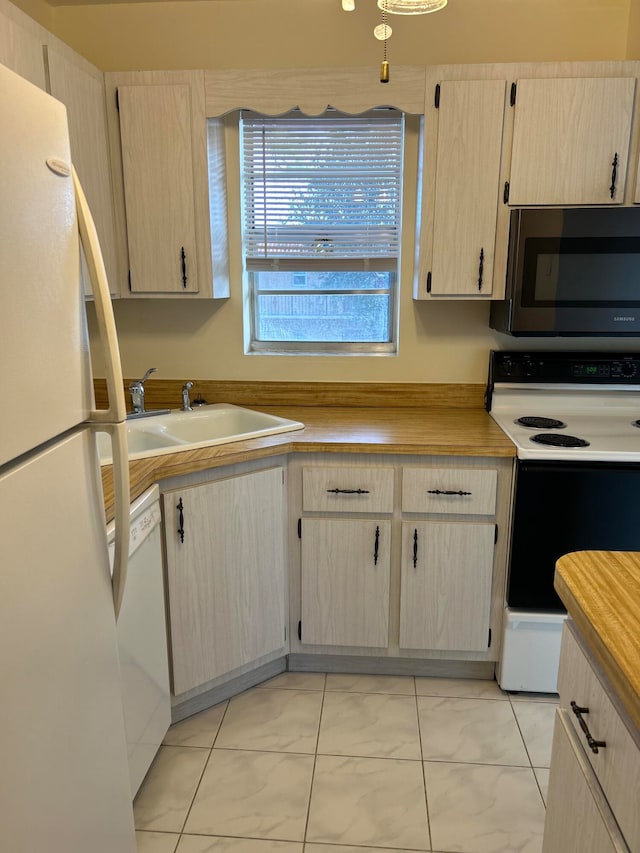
[239,109,404,356]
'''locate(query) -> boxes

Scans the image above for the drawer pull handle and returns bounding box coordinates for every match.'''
[570,700,607,754]
[177,497,185,543]
[427,489,472,496]
[326,488,370,495]
[413,528,418,568]
[374,525,380,566]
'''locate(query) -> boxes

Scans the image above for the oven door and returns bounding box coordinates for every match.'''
[508,460,640,610]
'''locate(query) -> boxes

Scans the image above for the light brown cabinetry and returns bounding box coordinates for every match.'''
[301,518,391,648]
[399,521,494,652]
[399,465,497,653]
[423,79,506,299]
[543,710,629,853]
[509,77,636,206]
[163,467,286,696]
[118,82,200,295]
[300,465,392,648]
[0,0,46,89]
[544,620,640,852]
[105,70,228,299]
[294,456,509,662]
[45,46,120,297]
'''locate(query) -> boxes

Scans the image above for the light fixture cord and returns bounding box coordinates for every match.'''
[380,0,390,83]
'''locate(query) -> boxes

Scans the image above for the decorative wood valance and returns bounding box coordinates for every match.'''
[204,65,427,117]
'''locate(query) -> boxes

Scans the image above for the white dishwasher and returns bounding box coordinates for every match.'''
[108,484,171,797]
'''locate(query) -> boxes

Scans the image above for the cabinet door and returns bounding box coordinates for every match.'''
[0,3,46,88]
[164,468,286,696]
[399,521,494,651]
[301,518,390,648]
[430,79,506,297]
[46,47,120,297]
[543,710,629,853]
[509,77,635,206]
[118,83,199,293]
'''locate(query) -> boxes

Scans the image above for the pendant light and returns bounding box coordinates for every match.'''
[377,0,447,12]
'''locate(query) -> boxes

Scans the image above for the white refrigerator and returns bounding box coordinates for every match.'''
[0,64,137,851]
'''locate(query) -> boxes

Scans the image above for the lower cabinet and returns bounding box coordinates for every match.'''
[300,518,391,648]
[294,455,511,661]
[544,620,640,852]
[543,710,629,853]
[163,466,286,696]
[399,521,495,652]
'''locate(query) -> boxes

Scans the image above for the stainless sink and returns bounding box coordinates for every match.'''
[96,403,304,463]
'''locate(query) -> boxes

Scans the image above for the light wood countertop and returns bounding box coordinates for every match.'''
[101,404,515,521]
[555,550,640,732]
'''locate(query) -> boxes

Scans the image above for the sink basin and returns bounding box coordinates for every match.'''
[96,403,304,464]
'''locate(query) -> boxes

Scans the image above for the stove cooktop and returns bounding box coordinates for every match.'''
[488,352,640,462]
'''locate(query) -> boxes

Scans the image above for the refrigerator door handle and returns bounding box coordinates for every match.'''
[73,167,127,425]
[104,421,131,619]
[74,168,131,618]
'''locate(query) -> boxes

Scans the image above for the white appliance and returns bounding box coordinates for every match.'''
[0,64,138,850]
[487,351,640,693]
[108,485,171,796]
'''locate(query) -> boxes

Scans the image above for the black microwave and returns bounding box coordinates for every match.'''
[489,207,640,336]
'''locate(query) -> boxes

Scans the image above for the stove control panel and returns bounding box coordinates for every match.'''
[490,352,640,385]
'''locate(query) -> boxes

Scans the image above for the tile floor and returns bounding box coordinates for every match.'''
[134,672,558,853]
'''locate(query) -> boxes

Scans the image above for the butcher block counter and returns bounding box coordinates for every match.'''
[555,550,640,733]
[99,386,515,523]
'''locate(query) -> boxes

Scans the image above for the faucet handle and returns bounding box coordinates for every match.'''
[137,367,158,384]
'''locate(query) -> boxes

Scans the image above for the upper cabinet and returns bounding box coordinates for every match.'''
[105,70,229,299]
[45,45,120,297]
[427,79,506,298]
[508,76,636,206]
[0,0,46,89]
[416,75,510,301]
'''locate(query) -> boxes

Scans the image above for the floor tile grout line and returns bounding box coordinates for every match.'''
[177,698,232,835]
[301,674,327,846]
[508,695,551,809]
[414,675,434,853]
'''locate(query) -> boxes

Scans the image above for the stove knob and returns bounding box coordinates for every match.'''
[523,360,536,377]
[621,362,637,378]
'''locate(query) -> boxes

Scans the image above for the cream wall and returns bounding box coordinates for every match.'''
[37,0,640,383]
[629,0,640,57]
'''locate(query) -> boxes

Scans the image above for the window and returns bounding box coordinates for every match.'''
[240,110,404,353]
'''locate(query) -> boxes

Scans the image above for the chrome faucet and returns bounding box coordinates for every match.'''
[129,367,157,415]
[181,381,193,412]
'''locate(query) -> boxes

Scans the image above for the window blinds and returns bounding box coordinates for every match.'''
[241,111,404,270]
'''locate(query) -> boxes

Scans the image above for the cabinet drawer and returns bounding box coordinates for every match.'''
[402,467,497,515]
[558,622,640,852]
[302,467,394,513]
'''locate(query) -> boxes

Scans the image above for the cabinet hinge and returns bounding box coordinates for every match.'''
[510,82,517,106]
[115,88,120,112]
[297,518,302,539]
[127,270,132,291]
[434,83,441,108]
[488,628,492,648]
[426,271,432,294]
[503,181,510,204]
[297,620,302,642]
[494,524,499,544]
